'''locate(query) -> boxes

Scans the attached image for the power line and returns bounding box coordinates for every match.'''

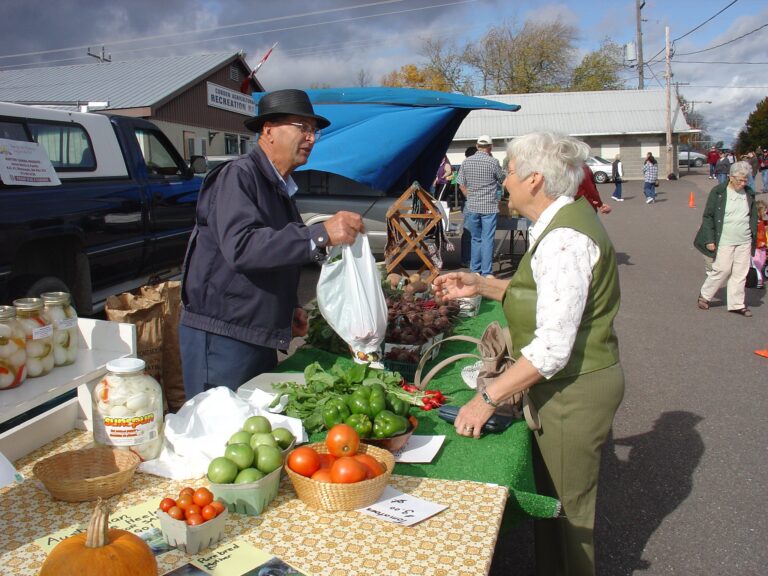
[683,84,768,88]
[675,22,768,56]
[674,60,768,65]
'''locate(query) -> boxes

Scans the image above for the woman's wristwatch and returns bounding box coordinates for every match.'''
[480,388,499,408]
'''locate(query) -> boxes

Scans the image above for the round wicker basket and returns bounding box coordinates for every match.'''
[285,442,395,511]
[33,446,140,502]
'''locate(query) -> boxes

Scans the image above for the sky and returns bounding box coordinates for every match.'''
[0,0,766,146]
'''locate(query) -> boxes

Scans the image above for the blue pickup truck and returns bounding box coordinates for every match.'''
[0,102,206,314]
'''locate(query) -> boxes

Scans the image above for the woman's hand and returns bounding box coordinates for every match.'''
[432,272,480,300]
[706,242,716,251]
[454,394,495,439]
[291,307,308,337]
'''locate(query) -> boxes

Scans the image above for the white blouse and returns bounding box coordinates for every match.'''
[520,196,601,379]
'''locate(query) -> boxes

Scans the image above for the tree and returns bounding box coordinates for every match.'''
[735,97,768,153]
[678,94,712,150]
[355,69,372,87]
[419,38,473,94]
[380,63,452,91]
[571,39,625,91]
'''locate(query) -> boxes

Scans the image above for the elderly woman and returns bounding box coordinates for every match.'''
[695,160,757,316]
[433,132,624,576]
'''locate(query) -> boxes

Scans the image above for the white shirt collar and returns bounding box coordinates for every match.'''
[266,157,298,197]
[528,195,574,247]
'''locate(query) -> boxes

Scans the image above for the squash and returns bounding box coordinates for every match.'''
[39,498,158,576]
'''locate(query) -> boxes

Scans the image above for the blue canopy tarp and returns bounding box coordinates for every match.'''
[251,87,519,194]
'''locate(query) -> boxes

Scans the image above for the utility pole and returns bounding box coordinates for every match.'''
[665,25,673,178]
[87,46,111,63]
[636,0,645,89]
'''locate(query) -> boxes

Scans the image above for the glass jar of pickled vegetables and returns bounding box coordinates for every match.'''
[0,306,27,390]
[92,358,164,461]
[12,297,54,378]
[41,291,79,367]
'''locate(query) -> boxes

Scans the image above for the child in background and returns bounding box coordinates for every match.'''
[753,200,767,289]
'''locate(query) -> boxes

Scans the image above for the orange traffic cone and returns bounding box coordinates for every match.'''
[688,192,696,208]
[755,347,768,358]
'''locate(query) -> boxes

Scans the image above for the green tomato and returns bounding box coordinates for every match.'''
[256,444,283,474]
[228,430,253,445]
[224,443,255,470]
[207,456,239,484]
[234,467,265,483]
[243,415,272,434]
[250,432,279,450]
[272,427,295,450]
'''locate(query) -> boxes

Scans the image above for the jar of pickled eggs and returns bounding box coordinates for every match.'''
[41,291,79,366]
[92,358,164,461]
[0,306,27,390]
[12,297,54,378]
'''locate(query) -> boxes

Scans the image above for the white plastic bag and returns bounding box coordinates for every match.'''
[316,234,387,367]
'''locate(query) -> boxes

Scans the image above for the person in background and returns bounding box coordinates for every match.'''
[745,152,759,190]
[706,146,719,180]
[460,145,477,267]
[611,154,624,201]
[642,152,658,204]
[715,152,730,186]
[576,164,611,214]
[456,135,505,277]
[757,147,768,193]
[179,89,364,398]
[434,131,623,576]
[694,161,757,317]
[752,200,767,289]
[432,154,453,200]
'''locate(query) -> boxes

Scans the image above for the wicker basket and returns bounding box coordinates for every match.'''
[33,446,140,502]
[285,443,395,511]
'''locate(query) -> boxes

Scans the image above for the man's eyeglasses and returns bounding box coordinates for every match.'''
[287,122,321,140]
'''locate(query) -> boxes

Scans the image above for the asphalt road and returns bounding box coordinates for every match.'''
[294,168,768,575]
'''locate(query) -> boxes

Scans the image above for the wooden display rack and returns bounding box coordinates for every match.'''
[384,182,443,283]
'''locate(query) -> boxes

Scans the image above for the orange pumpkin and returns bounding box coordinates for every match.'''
[39,498,158,576]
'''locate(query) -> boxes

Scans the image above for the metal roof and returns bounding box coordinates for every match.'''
[0,53,261,110]
[454,89,694,141]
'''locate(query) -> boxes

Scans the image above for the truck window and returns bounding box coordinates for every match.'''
[28,121,95,170]
[134,128,182,176]
[0,120,29,141]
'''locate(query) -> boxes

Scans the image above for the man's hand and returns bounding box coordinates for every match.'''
[292,307,308,337]
[323,211,365,246]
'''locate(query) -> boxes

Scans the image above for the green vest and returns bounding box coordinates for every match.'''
[502,198,620,381]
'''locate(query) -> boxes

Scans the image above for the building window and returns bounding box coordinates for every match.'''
[225,134,239,155]
[229,66,240,83]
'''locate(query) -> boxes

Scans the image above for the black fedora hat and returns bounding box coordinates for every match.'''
[244,89,330,133]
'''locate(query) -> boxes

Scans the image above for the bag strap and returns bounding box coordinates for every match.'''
[413,334,482,390]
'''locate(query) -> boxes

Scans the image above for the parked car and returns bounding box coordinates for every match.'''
[679,150,707,167]
[204,154,239,173]
[585,156,613,184]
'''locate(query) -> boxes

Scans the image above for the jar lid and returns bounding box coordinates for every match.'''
[106,357,146,374]
[13,297,43,311]
[41,291,71,305]
[0,305,16,320]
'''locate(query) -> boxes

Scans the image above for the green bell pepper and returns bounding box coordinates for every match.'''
[345,413,373,438]
[368,388,387,419]
[386,393,409,417]
[347,394,371,418]
[372,409,409,438]
[322,397,351,430]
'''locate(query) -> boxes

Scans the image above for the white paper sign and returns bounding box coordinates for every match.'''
[357,486,448,527]
[0,138,61,186]
[392,434,445,463]
[0,451,24,488]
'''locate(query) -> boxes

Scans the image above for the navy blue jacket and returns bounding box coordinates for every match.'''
[180,145,327,350]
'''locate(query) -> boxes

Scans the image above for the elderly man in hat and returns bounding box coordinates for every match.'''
[179,89,364,399]
[456,135,505,277]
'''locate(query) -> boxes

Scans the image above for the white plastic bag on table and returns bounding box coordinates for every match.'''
[316,234,387,368]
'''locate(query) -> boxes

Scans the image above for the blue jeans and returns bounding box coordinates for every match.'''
[709,163,716,178]
[748,173,755,189]
[717,173,728,185]
[612,181,622,199]
[464,211,497,276]
[179,324,277,400]
[761,169,768,191]
[643,182,656,200]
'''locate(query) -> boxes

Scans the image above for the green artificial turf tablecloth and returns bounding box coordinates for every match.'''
[277,298,560,524]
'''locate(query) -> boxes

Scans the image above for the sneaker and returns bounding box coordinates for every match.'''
[484,274,495,279]
[645,197,654,204]
[611,196,624,202]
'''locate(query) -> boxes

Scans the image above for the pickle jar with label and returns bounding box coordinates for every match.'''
[0,306,27,389]
[92,358,164,461]
[12,297,55,378]
[41,291,79,366]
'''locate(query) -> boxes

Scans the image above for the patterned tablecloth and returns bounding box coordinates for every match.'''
[1,430,508,576]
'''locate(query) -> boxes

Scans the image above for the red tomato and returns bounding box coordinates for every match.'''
[209,500,226,515]
[317,453,338,470]
[192,487,214,508]
[287,446,321,477]
[325,424,360,458]
[176,494,194,511]
[201,504,219,521]
[311,468,334,483]
[184,504,201,518]
[353,453,385,479]
[159,497,176,513]
[179,486,195,498]
[330,456,368,483]
[167,506,184,521]
[186,513,204,526]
